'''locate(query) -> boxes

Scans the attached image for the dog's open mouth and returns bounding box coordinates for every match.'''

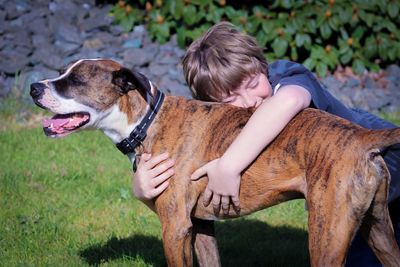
[43,112,90,137]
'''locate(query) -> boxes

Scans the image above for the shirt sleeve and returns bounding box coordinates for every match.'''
[268,60,361,120]
[268,60,329,111]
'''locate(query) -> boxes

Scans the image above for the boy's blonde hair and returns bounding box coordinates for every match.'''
[182,22,268,102]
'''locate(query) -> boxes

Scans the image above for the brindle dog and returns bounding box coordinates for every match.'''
[30,59,400,266]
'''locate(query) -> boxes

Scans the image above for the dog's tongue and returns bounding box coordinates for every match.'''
[43,113,89,136]
[43,114,71,128]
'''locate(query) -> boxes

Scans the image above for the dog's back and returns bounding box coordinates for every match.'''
[146,98,400,220]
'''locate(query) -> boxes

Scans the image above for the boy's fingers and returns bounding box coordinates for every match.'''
[212,194,221,214]
[231,195,241,213]
[221,196,230,215]
[152,168,174,187]
[142,153,152,161]
[151,180,169,197]
[145,152,169,169]
[136,153,151,165]
[152,159,175,177]
[191,166,207,180]
[203,187,213,207]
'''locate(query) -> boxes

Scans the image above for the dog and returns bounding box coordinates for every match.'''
[30,59,400,266]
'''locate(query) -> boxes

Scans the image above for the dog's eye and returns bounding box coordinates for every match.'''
[69,73,85,86]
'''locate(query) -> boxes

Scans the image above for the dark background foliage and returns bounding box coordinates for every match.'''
[109,0,400,76]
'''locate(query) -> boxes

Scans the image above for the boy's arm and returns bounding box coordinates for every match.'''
[221,85,311,174]
[191,85,311,213]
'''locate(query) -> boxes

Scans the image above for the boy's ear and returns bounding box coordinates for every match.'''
[112,67,151,99]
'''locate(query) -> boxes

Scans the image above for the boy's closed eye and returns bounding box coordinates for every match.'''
[221,94,237,104]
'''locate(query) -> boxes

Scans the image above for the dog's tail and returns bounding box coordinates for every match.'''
[363,127,400,150]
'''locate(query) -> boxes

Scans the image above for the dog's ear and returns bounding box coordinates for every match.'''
[112,67,150,99]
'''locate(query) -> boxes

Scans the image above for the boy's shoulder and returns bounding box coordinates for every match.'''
[269,60,307,76]
[268,60,311,89]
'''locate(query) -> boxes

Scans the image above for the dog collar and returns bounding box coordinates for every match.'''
[116,89,164,157]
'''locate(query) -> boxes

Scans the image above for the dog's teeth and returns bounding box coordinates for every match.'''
[50,123,54,129]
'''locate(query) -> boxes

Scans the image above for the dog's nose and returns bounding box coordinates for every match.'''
[30,82,46,98]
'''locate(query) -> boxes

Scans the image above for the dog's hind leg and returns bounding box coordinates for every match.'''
[306,168,380,267]
[358,157,400,266]
[192,218,221,267]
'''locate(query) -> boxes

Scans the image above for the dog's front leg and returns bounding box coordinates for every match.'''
[192,218,221,267]
[157,187,195,267]
[161,215,193,267]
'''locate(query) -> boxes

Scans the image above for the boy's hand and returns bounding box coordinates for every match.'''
[191,158,241,215]
[132,152,174,201]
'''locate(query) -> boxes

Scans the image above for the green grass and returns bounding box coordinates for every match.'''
[1,108,398,266]
[0,121,309,266]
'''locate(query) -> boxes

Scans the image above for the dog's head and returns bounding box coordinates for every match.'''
[30,59,152,138]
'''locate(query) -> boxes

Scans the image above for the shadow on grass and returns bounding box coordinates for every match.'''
[79,219,308,266]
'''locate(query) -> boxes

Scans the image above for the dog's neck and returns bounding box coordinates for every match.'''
[96,93,146,162]
[97,85,160,164]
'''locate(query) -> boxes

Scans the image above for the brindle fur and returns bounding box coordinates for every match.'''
[143,95,400,266]
[31,60,400,267]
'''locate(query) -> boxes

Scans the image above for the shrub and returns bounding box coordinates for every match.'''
[110,0,400,76]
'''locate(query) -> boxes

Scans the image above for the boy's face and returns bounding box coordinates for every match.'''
[222,73,272,108]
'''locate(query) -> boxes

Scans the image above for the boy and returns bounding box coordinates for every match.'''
[132,22,400,266]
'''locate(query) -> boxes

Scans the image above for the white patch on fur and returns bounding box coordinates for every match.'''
[44,86,95,116]
[45,58,103,83]
[97,104,144,143]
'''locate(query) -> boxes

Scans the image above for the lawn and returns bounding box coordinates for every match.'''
[1,107,398,266]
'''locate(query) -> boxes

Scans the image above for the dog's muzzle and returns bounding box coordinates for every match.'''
[30,82,47,109]
[30,82,46,99]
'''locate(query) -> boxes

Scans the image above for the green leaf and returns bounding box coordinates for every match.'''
[338,7,352,23]
[339,27,349,40]
[359,10,374,27]
[290,46,298,61]
[224,6,237,19]
[353,26,366,40]
[303,34,312,50]
[206,6,224,23]
[316,13,325,27]
[262,20,275,35]
[388,2,399,18]
[316,62,328,77]
[183,5,198,25]
[120,16,135,32]
[176,27,186,48]
[320,22,332,40]
[303,58,316,70]
[304,19,317,34]
[340,49,353,64]
[324,48,339,68]
[170,0,184,20]
[272,38,288,57]
[281,0,292,9]
[388,47,397,61]
[295,33,306,47]
[256,31,268,47]
[352,59,365,74]
[328,16,339,31]
[364,36,377,59]
[311,46,325,59]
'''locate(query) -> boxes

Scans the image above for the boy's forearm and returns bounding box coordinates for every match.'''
[220,87,310,174]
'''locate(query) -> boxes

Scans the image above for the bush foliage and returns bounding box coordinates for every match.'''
[110,0,400,76]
